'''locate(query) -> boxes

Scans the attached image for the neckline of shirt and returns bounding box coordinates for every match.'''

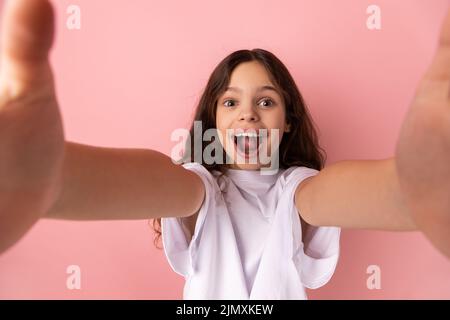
[225,168,283,184]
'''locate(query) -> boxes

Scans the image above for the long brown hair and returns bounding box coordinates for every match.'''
[151,48,326,248]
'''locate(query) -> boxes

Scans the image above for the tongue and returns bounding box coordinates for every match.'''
[237,136,258,154]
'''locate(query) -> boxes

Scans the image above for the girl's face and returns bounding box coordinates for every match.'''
[216,61,291,170]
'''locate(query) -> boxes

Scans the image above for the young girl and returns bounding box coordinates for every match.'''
[0,1,449,299]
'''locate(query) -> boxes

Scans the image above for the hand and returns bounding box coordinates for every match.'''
[395,8,450,258]
[0,0,64,253]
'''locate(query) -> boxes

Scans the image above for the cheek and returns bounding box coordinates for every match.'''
[215,111,225,131]
[214,124,230,150]
[215,107,229,125]
[216,111,233,135]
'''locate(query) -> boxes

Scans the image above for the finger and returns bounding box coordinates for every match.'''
[422,7,450,95]
[0,0,55,96]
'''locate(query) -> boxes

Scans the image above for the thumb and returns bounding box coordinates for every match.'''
[422,8,450,87]
[0,0,55,96]
[413,7,450,103]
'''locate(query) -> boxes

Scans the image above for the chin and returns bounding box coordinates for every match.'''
[229,163,262,170]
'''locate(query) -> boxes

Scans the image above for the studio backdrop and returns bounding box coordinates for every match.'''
[0,0,449,299]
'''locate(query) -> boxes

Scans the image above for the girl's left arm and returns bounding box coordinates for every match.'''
[296,8,450,258]
[295,157,416,231]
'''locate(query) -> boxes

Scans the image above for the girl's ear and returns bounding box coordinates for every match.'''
[285,123,291,133]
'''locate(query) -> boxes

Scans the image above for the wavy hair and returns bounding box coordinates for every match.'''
[151,48,326,249]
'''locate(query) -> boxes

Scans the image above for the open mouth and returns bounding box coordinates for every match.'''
[232,131,266,159]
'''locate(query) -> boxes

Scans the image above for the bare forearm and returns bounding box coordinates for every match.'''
[45,142,202,221]
[300,158,417,231]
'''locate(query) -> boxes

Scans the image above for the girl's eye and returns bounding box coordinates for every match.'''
[223,99,236,108]
[258,98,274,108]
[222,98,274,108]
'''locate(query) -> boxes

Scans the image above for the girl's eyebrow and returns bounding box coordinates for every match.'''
[225,85,279,94]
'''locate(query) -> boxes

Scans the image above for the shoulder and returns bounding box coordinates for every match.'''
[181,162,221,192]
[182,162,214,180]
[280,166,320,188]
[279,166,320,215]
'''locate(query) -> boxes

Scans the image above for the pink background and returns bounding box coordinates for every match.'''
[1,0,450,299]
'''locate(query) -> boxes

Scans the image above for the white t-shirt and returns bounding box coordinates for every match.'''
[161,162,341,300]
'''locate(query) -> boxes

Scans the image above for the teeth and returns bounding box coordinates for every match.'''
[234,132,264,138]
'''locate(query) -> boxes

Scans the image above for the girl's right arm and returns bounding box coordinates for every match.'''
[45,142,205,221]
[0,0,204,254]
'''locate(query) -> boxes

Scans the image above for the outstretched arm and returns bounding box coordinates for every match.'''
[0,0,204,254]
[295,158,416,231]
[46,142,204,221]
[296,8,450,258]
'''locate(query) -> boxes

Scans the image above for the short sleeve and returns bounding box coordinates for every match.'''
[160,162,216,278]
[285,166,341,289]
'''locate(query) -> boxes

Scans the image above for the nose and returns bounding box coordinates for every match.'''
[238,103,259,122]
